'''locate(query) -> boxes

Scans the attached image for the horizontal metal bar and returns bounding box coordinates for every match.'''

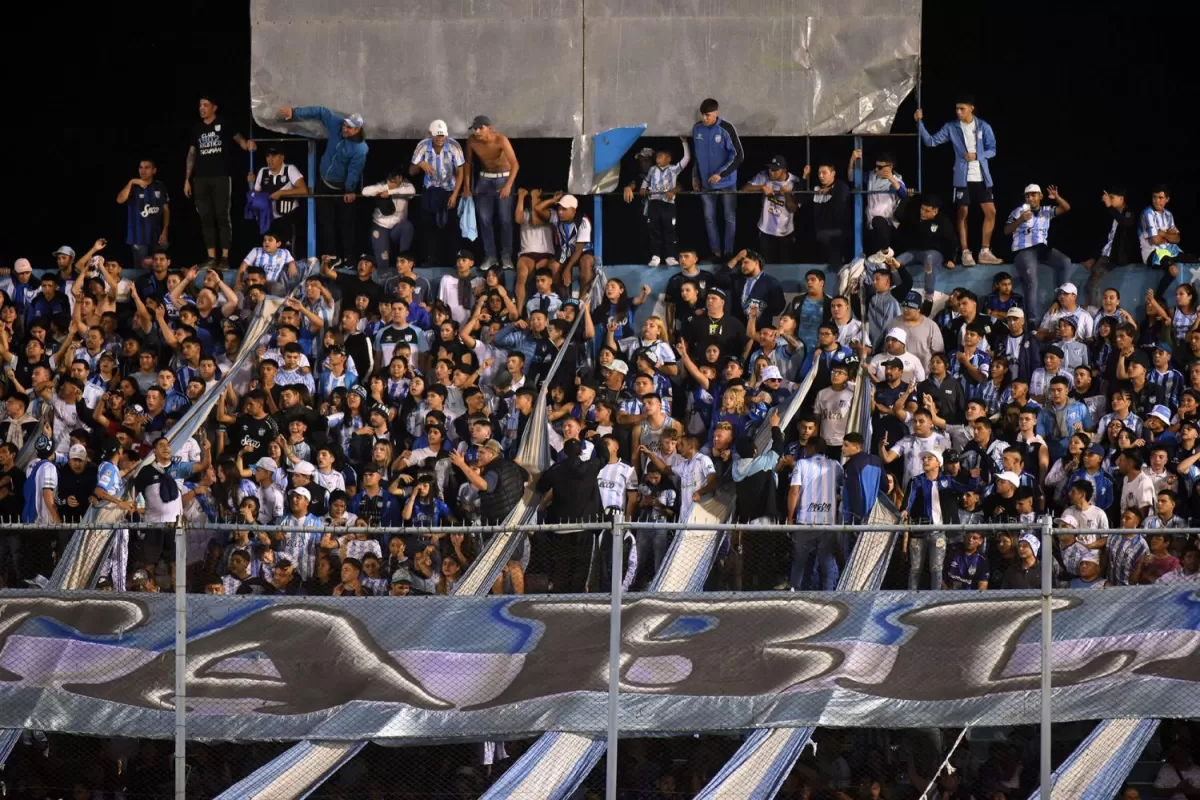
[618,521,1078,533]
[296,188,903,200]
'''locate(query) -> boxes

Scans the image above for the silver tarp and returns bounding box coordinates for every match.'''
[250,0,920,140]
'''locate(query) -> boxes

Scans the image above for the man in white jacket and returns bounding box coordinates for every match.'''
[362,170,416,272]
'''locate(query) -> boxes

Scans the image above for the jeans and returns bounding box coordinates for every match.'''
[815,228,847,272]
[370,221,415,271]
[908,532,948,590]
[635,528,670,588]
[193,176,232,253]
[700,191,737,256]
[895,249,943,295]
[790,530,839,590]
[1013,244,1071,322]
[474,176,514,260]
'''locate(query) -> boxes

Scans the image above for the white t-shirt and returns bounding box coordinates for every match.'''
[27,460,58,525]
[520,209,556,256]
[868,351,926,386]
[362,180,416,228]
[1120,472,1156,515]
[673,453,715,522]
[1061,504,1109,532]
[1038,306,1094,340]
[960,119,982,183]
[597,461,636,511]
[814,386,854,446]
[889,432,950,487]
[748,170,800,237]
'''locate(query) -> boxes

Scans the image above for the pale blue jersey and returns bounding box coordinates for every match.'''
[1007,204,1055,251]
[790,454,843,524]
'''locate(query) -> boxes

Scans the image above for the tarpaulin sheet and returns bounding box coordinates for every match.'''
[1,588,1197,741]
[251,0,920,140]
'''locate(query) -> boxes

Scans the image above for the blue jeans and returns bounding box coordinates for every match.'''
[474,176,514,260]
[908,533,947,590]
[371,221,415,271]
[635,528,670,588]
[1014,245,1071,322]
[790,530,839,590]
[700,191,737,256]
[895,250,942,295]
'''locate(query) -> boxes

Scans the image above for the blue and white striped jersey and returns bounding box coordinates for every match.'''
[242,246,294,282]
[1007,204,1056,251]
[410,137,465,191]
[790,454,843,524]
[1139,206,1176,262]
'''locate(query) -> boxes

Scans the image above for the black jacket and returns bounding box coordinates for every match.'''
[1097,205,1139,266]
[733,425,785,522]
[479,459,530,524]
[685,313,747,359]
[536,451,605,524]
[896,209,958,260]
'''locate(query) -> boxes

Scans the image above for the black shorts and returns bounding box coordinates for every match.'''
[134,529,176,567]
[954,183,995,207]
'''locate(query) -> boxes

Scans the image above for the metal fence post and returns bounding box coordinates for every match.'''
[1040,514,1053,798]
[853,135,864,257]
[594,195,604,266]
[307,140,318,258]
[175,514,187,799]
[605,512,624,800]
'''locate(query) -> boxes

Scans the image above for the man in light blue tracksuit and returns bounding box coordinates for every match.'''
[915,94,1001,268]
[691,98,744,261]
[279,104,369,267]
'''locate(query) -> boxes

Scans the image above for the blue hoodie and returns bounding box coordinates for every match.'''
[291,106,369,191]
[690,117,744,190]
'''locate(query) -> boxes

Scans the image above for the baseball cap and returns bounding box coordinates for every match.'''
[942,450,960,466]
[885,327,908,344]
[766,155,788,170]
[469,114,493,130]
[1019,533,1041,556]
[1057,282,1078,296]
[1023,184,1042,195]
[1087,443,1106,457]
[901,291,922,310]
[1006,307,1025,319]
[289,486,312,500]
[1044,345,1065,359]
[1156,340,1173,354]
[482,440,503,455]
[361,464,381,474]
[884,357,904,370]
[52,245,75,259]
[255,457,278,472]
[68,444,88,461]
[13,258,32,275]
[429,119,449,136]
[455,248,475,261]
[1055,516,1079,529]
[129,569,152,589]
[343,112,364,129]
[919,449,943,466]
[636,147,655,159]
[391,569,414,585]
[96,575,114,589]
[997,471,1022,486]
[760,365,784,381]
[350,385,368,399]
[556,194,579,210]
[289,460,317,476]
[1149,404,1173,425]
[1127,350,1152,371]
[707,287,728,301]
[608,360,629,376]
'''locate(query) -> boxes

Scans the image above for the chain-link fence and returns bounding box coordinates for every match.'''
[1,518,1198,799]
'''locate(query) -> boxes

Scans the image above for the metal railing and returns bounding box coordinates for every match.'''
[1,517,1196,798]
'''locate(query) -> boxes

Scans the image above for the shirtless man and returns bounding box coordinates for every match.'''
[464,115,520,271]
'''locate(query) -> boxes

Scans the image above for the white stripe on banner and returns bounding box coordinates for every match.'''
[212,741,365,800]
[0,727,20,770]
[481,731,608,800]
[1026,718,1159,800]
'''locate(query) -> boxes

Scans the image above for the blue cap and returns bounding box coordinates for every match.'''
[902,291,922,309]
[343,113,364,128]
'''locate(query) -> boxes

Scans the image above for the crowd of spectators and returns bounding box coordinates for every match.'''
[0,93,1196,602]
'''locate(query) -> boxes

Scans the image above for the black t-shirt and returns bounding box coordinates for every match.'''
[337,274,383,314]
[226,414,279,464]
[190,116,241,179]
[0,466,25,520]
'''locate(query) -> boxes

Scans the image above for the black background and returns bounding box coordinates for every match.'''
[3,0,1193,268]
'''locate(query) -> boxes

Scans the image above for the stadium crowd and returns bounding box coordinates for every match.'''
[0,94,1196,603]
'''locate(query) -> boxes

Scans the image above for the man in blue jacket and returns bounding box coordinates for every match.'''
[280,105,369,267]
[915,95,1001,268]
[691,98,744,262]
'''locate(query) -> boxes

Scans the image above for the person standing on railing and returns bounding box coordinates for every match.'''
[809,163,851,275]
[743,156,800,264]
[464,115,519,271]
[278,105,368,267]
[850,149,906,256]
[914,95,1001,267]
[250,147,308,257]
[116,158,170,269]
[185,96,255,268]
[691,98,744,262]
[640,136,691,267]
[362,170,417,273]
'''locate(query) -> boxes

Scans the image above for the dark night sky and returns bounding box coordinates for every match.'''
[3,0,1194,267]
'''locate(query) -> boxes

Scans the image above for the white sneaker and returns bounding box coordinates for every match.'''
[960,249,976,267]
[977,248,1003,265]
[665,257,679,267]
[500,255,515,270]
[648,256,661,267]
[866,247,894,266]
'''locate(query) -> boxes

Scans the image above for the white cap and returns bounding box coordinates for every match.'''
[13,258,32,275]
[429,119,449,136]
[289,486,311,500]
[556,194,579,210]
[607,360,629,375]
[1023,184,1042,194]
[52,245,75,258]
[1057,282,1078,295]
[1019,533,1041,557]
[289,460,317,476]
[1149,404,1173,425]
[1080,549,1100,565]
[1006,307,1025,319]
[920,449,943,466]
[997,470,1022,486]
[68,444,88,460]
[885,327,908,344]
[255,457,278,472]
[1055,516,1078,529]
[760,365,784,381]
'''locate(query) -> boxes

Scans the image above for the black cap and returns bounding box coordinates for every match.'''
[469,115,493,130]
[1127,350,1152,372]
[885,357,904,370]
[264,146,283,156]
[456,249,475,261]
[708,287,728,301]
[358,253,375,265]
[1044,345,1065,359]
[766,155,788,170]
